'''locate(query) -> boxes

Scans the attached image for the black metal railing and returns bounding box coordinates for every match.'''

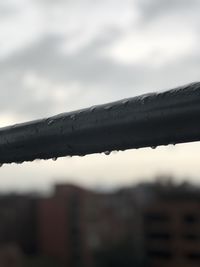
[1,82,200,164]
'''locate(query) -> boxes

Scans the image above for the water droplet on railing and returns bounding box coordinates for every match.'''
[122,100,129,105]
[90,106,96,112]
[77,110,83,115]
[104,151,111,155]
[52,157,57,161]
[104,105,112,110]
[70,115,76,121]
[151,146,157,149]
[47,119,54,125]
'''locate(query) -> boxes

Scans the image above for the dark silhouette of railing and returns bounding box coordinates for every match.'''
[0,82,200,164]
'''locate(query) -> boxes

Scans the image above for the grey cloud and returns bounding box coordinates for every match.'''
[0,6,16,17]
[138,0,200,22]
[1,27,200,121]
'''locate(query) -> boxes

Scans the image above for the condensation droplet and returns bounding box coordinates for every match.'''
[52,157,57,161]
[78,111,83,115]
[90,106,96,112]
[104,151,111,155]
[122,100,129,105]
[70,115,76,121]
[140,98,145,105]
[104,105,112,110]
[0,163,3,168]
[151,146,157,149]
[47,119,54,125]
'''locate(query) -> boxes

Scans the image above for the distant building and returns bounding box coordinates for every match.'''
[0,244,23,267]
[3,179,200,267]
[38,184,91,267]
[135,180,200,267]
[84,188,143,267]
[0,194,37,255]
[38,184,144,267]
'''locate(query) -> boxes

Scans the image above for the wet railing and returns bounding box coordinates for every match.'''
[0,82,200,164]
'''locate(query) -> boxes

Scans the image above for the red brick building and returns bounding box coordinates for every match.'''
[136,181,200,267]
[38,184,141,267]
[38,184,92,267]
[38,181,200,267]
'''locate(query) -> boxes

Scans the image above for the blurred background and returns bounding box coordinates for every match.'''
[1,0,200,266]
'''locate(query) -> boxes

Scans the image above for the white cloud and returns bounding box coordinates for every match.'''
[0,113,21,127]
[103,17,197,66]
[0,0,45,58]
[0,0,138,58]
[23,72,86,115]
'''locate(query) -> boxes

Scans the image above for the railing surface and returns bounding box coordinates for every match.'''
[0,82,200,164]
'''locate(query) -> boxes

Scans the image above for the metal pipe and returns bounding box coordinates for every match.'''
[0,82,200,164]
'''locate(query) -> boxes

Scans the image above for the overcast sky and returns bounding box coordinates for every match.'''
[0,0,200,192]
